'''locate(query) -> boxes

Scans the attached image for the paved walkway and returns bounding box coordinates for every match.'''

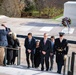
[0,73,10,75]
[0,66,61,75]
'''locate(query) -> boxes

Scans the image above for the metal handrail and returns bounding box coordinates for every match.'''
[63,59,66,75]
[67,52,76,75]
[63,55,71,75]
[67,56,71,75]
[0,46,21,66]
[0,46,21,50]
[70,52,76,75]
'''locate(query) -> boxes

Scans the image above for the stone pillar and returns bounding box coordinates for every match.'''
[0,47,4,65]
[64,1,76,26]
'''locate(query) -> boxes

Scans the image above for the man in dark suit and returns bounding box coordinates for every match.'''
[39,33,51,71]
[54,32,68,74]
[24,33,36,68]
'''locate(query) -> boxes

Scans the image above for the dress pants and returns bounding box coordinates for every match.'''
[0,47,4,65]
[57,62,63,74]
[41,53,49,70]
[26,52,34,67]
[7,49,13,65]
[50,55,54,69]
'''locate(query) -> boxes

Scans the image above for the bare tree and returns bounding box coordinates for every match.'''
[34,0,45,17]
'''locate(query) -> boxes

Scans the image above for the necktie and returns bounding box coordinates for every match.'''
[29,39,31,44]
[51,41,54,49]
[44,40,46,45]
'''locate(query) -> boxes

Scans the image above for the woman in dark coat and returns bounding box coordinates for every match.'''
[7,32,14,65]
[11,33,20,64]
[34,41,41,68]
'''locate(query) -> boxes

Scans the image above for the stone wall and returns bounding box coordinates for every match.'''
[0,0,25,17]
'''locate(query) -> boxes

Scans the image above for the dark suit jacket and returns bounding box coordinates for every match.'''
[24,37,36,53]
[39,39,51,53]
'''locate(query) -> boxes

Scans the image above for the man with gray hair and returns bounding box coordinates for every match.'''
[39,33,51,71]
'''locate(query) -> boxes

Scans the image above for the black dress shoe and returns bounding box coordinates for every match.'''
[57,71,61,74]
[50,67,53,71]
[32,65,34,68]
[27,66,30,68]
[41,68,44,71]
[46,69,49,71]
[7,63,11,65]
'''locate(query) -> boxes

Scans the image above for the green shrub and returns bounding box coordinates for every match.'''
[24,4,36,12]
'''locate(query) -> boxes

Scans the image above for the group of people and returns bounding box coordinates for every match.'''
[0,24,69,74]
[24,32,69,74]
[0,24,20,65]
[6,31,20,65]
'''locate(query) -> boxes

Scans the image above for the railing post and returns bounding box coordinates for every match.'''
[17,47,21,65]
[4,47,7,66]
[70,52,75,75]
[67,56,71,75]
[63,59,66,75]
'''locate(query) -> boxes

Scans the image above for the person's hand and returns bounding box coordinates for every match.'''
[1,24,6,28]
[64,55,67,60]
[28,49,31,53]
[18,47,21,50]
[50,53,53,56]
[42,51,46,55]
